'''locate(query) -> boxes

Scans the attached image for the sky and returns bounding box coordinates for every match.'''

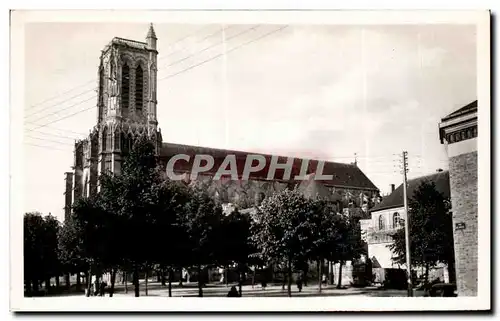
[22,22,477,222]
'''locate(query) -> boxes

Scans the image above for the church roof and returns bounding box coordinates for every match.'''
[441,100,477,122]
[111,37,148,50]
[159,142,379,191]
[370,170,450,212]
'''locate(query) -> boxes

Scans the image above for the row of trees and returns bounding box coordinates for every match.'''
[24,137,366,297]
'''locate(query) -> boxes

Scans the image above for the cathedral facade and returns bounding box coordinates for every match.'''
[64,25,380,221]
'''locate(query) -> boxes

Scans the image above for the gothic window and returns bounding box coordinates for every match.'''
[393,212,401,228]
[102,127,108,151]
[378,215,385,230]
[121,132,129,154]
[121,64,130,109]
[135,65,144,111]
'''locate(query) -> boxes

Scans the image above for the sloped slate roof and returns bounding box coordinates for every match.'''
[441,100,477,122]
[159,142,379,191]
[370,170,450,213]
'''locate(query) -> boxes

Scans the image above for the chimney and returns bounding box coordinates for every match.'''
[390,184,395,193]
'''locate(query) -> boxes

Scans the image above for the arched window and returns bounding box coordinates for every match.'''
[135,65,144,111]
[121,64,130,109]
[102,127,107,151]
[378,215,385,230]
[393,212,401,228]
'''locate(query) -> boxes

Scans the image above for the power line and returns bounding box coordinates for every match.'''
[157,26,234,63]
[24,27,244,125]
[25,93,97,124]
[158,25,255,71]
[24,130,83,141]
[159,25,288,82]
[24,27,213,117]
[24,123,88,136]
[26,103,96,132]
[24,136,75,146]
[25,79,96,112]
[26,26,288,133]
[24,87,96,120]
[24,142,72,152]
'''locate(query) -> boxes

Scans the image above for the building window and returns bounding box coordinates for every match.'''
[378,215,385,230]
[121,64,130,109]
[102,127,107,151]
[135,65,144,111]
[393,212,402,228]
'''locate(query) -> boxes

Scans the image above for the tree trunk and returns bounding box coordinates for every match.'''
[329,261,334,285]
[168,268,173,297]
[238,267,243,296]
[197,265,203,297]
[179,267,183,286]
[109,268,117,297]
[33,279,39,294]
[161,267,166,286]
[65,273,70,290]
[287,258,292,297]
[225,265,228,286]
[25,280,32,297]
[77,273,81,291]
[252,268,256,288]
[145,269,149,296]
[157,269,161,283]
[125,271,128,294]
[318,259,322,292]
[55,276,60,289]
[86,267,92,297]
[133,266,140,297]
[336,261,343,289]
[425,263,430,284]
[122,271,126,284]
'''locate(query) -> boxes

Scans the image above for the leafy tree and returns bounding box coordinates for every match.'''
[24,212,46,295]
[58,215,88,291]
[148,179,191,297]
[24,212,62,296]
[332,215,366,288]
[217,209,254,295]
[389,181,455,283]
[251,188,317,297]
[179,186,223,297]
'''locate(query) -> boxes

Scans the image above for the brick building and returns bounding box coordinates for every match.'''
[438,100,478,296]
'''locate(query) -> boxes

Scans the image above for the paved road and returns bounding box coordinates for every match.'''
[96,282,424,297]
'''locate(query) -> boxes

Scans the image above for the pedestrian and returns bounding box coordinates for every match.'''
[296,275,303,292]
[99,281,107,297]
[227,286,240,297]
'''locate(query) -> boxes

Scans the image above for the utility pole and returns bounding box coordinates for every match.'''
[402,151,413,297]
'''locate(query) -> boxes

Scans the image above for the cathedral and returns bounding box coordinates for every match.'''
[63,24,380,221]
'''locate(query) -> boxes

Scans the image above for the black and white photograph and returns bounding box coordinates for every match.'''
[9,9,491,312]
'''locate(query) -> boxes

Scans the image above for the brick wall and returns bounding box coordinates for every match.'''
[449,151,478,296]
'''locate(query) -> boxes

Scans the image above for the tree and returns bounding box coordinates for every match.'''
[71,196,111,296]
[251,188,317,297]
[24,212,62,296]
[332,215,366,288]
[58,215,88,291]
[217,209,253,295]
[389,181,455,283]
[179,186,223,297]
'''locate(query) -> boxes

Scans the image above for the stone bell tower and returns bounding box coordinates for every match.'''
[71,24,162,205]
[95,23,162,177]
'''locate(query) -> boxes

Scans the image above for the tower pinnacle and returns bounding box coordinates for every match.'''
[146,23,157,50]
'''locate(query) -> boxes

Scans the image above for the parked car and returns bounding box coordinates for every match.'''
[429,283,457,297]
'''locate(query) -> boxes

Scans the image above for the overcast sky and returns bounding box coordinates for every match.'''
[22,22,477,221]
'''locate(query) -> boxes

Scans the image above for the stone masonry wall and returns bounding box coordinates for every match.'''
[449,151,478,296]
